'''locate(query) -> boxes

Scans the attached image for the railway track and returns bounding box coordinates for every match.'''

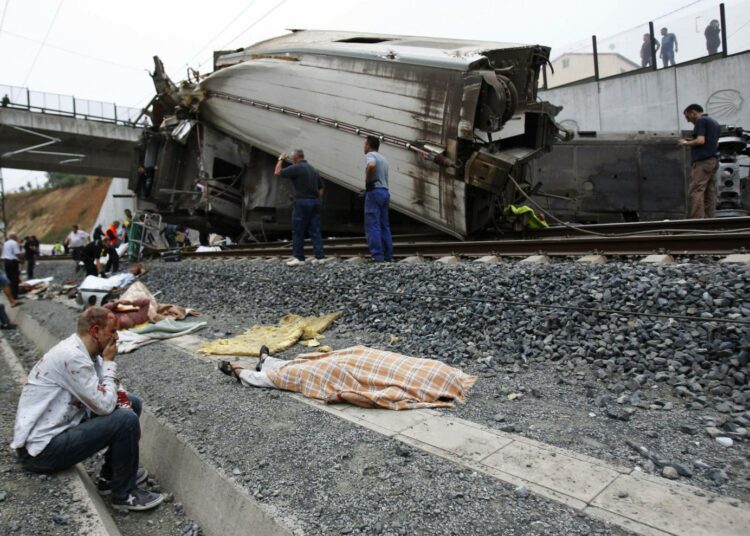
[182,217,750,259]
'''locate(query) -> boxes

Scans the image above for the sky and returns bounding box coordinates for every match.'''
[0,0,746,190]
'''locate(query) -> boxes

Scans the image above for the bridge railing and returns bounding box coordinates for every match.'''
[0,84,151,128]
[542,1,750,90]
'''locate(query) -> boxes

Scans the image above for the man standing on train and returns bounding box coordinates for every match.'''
[363,136,393,262]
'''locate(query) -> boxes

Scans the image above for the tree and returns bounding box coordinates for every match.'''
[45,172,87,189]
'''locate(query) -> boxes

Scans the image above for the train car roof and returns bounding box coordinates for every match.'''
[214,29,537,71]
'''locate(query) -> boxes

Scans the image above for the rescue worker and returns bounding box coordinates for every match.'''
[104,221,121,273]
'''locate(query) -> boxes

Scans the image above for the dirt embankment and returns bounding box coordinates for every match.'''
[4,177,111,242]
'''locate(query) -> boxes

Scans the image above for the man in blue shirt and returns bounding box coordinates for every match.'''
[679,104,720,219]
[275,149,325,266]
[660,27,678,67]
[363,136,393,262]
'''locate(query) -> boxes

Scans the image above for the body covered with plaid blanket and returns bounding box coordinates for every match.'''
[265,346,477,410]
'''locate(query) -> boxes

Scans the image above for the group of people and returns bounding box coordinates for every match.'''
[67,209,136,277]
[640,21,722,69]
[274,135,393,266]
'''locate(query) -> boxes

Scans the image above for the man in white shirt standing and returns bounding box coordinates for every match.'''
[64,224,90,273]
[2,232,24,299]
[11,307,163,512]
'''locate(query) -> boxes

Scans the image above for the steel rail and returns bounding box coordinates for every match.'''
[522,216,750,238]
[183,232,750,258]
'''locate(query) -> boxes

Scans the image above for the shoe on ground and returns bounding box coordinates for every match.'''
[286,258,305,267]
[314,257,334,265]
[0,323,17,330]
[97,467,148,495]
[111,487,163,512]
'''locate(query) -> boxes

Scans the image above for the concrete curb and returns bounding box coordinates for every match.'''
[0,335,122,536]
[8,305,294,536]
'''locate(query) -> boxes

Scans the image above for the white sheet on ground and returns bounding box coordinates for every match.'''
[23,277,54,286]
[117,330,159,354]
[131,319,207,339]
[195,246,221,253]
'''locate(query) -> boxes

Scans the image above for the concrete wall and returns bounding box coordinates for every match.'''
[90,178,134,234]
[540,52,750,133]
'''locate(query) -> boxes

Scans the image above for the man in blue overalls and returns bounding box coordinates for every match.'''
[363,136,393,262]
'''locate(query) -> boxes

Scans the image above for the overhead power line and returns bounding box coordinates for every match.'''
[0,0,10,36]
[1,28,144,71]
[170,0,260,78]
[21,0,65,87]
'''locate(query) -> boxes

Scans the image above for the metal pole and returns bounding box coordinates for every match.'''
[72,96,76,118]
[25,87,30,111]
[114,103,118,124]
[720,3,728,57]
[0,163,6,239]
[542,64,548,90]
[649,22,658,70]
[592,35,600,80]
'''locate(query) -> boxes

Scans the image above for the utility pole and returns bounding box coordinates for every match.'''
[0,164,6,240]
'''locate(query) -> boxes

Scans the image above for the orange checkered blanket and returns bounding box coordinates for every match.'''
[265,346,478,410]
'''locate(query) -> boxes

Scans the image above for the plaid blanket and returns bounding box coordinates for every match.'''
[265,346,477,410]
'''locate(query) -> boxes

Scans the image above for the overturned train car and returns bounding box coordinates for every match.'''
[134,30,568,239]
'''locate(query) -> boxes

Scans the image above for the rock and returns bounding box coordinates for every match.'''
[679,425,698,435]
[662,466,679,480]
[617,491,629,499]
[493,414,506,423]
[715,437,734,447]
[515,485,529,498]
[708,468,729,484]
[52,513,70,525]
[0,491,6,502]
[606,408,631,421]
[232,467,242,476]
[705,427,722,438]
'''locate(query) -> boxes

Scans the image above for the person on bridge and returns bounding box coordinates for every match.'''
[363,136,393,262]
[660,27,678,67]
[274,149,326,266]
[679,104,720,219]
[11,307,163,512]
[65,224,90,273]
[2,232,24,299]
[705,20,721,55]
[639,33,659,68]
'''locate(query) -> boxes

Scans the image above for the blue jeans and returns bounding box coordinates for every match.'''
[662,51,675,67]
[292,198,323,260]
[364,188,393,261]
[20,395,142,499]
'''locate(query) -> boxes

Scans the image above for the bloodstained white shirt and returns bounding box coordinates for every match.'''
[11,334,119,456]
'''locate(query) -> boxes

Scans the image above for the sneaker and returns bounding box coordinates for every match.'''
[314,257,334,265]
[111,487,164,512]
[97,467,148,495]
[286,258,305,267]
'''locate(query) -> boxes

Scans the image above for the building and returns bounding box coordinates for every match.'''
[545,52,641,88]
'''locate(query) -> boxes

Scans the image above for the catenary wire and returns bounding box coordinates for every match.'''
[21,0,65,87]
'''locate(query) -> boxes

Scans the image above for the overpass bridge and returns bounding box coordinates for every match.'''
[0,84,148,177]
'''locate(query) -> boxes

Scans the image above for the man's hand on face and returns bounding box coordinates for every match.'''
[102,337,118,362]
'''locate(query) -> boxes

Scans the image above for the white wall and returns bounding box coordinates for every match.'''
[540,52,750,133]
[91,178,134,234]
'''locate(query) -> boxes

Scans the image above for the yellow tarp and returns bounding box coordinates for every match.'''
[198,312,342,356]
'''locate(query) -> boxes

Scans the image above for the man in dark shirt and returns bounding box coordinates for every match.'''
[81,241,105,276]
[679,104,721,219]
[640,33,659,68]
[274,149,325,266]
[705,20,721,55]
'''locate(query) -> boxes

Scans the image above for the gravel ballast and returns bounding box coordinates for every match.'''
[19,256,750,525]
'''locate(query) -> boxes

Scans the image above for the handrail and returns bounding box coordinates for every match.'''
[0,83,151,128]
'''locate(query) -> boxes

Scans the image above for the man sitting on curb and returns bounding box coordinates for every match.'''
[10,307,163,512]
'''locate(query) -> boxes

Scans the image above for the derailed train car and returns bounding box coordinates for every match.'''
[134,30,569,239]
